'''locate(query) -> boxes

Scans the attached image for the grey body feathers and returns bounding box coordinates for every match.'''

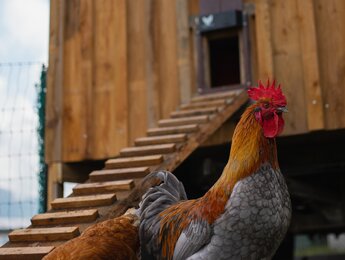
[139,165,291,260]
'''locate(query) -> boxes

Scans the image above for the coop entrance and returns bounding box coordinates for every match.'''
[208,32,241,88]
[191,7,251,94]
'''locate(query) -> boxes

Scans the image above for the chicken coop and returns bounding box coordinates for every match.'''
[1,0,345,259]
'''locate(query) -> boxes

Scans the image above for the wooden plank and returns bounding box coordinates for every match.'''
[31,209,99,226]
[73,180,135,195]
[158,115,209,127]
[146,0,161,129]
[45,0,64,163]
[120,144,176,157]
[314,0,345,129]
[80,0,95,158]
[51,194,117,209]
[47,163,63,210]
[158,1,180,119]
[254,0,274,79]
[188,0,199,16]
[0,246,55,260]
[171,107,220,118]
[105,155,164,169]
[90,167,150,182]
[188,0,199,95]
[191,91,237,102]
[62,0,87,161]
[9,227,80,242]
[176,0,192,105]
[147,125,199,136]
[181,99,228,110]
[296,0,324,131]
[127,0,149,145]
[270,0,308,135]
[92,0,128,159]
[135,134,187,146]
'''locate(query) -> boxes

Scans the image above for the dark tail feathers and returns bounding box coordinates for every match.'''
[138,171,187,259]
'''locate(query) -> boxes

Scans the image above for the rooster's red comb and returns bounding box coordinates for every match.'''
[247,80,287,106]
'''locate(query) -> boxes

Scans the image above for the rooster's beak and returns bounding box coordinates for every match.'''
[277,106,288,113]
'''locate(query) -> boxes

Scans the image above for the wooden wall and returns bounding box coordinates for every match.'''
[249,0,345,135]
[46,0,195,163]
[46,0,345,163]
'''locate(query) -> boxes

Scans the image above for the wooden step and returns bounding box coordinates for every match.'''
[31,209,99,226]
[73,180,135,195]
[105,155,164,169]
[158,116,209,127]
[51,194,117,209]
[9,227,79,242]
[181,99,227,110]
[191,90,237,102]
[147,125,198,136]
[120,143,176,157]
[171,107,219,118]
[90,167,150,182]
[135,134,187,146]
[0,246,55,260]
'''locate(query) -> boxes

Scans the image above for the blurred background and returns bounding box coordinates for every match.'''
[1,1,345,259]
[0,0,49,245]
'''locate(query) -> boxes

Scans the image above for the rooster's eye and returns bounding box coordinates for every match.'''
[263,103,270,109]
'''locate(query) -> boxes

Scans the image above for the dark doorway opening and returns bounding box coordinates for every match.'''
[208,33,241,88]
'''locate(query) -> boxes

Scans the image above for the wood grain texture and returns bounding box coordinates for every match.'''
[62,0,89,161]
[51,194,117,209]
[73,180,135,195]
[181,99,227,110]
[0,247,55,260]
[92,0,128,159]
[176,0,192,105]
[31,209,99,226]
[120,144,176,157]
[147,125,199,136]
[254,0,274,79]
[135,134,187,146]
[314,0,345,129]
[47,163,63,210]
[297,0,324,131]
[171,107,219,118]
[9,227,80,242]
[90,167,150,182]
[270,0,308,135]
[158,0,180,119]
[127,0,148,145]
[146,0,161,128]
[191,90,238,102]
[45,0,64,163]
[158,116,209,127]
[105,155,164,169]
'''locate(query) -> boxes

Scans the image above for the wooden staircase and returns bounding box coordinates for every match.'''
[0,89,247,259]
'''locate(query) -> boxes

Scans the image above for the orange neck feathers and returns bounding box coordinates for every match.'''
[213,103,279,193]
[199,103,279,222]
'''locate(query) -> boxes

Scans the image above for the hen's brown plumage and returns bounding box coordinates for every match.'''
[43,213,139,260]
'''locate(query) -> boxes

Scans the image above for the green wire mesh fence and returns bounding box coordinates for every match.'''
[0,62,46,245]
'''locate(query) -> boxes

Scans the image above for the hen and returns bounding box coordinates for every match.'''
[43,210,139,260]
[139,81,291,259]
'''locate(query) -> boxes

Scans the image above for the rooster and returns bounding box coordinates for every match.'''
[139,81,291,259]
[43,210,139,260]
